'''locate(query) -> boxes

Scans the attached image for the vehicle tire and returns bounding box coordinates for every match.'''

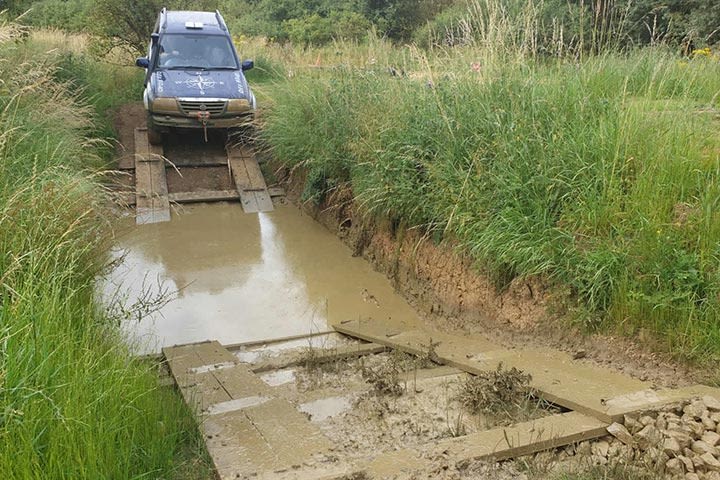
[147,126,163,146]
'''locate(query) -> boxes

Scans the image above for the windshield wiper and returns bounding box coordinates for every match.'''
[212,66,238,70]
[166,65,208,70]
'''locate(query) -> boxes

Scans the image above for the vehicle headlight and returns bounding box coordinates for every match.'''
[151,97,179,114]
[227,98,252,113]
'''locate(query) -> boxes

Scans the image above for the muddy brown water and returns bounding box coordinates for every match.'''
[105,202,422,354]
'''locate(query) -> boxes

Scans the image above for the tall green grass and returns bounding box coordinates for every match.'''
[0,28,209,479]
[261,9,720,362]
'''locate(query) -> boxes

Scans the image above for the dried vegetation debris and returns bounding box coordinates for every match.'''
[454,362,533,416]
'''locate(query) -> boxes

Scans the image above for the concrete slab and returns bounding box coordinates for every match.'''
[363,411,608,478]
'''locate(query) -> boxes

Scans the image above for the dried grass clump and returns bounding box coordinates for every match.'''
[455,363,533,416]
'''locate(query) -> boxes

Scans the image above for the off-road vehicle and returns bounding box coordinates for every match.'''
[136,9,256,144]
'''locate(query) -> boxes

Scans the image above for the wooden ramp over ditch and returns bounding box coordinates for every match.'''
[162,333,720,479]
[227,144,274,213]
[335,318,720,424]
[162,341,341,480]
[134,128,170,224]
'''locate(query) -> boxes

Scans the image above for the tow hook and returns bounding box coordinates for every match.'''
[197,111,211,142]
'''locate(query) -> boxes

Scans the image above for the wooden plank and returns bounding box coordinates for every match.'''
[227,144,274,213]
[134,128,170,224]
[604,385,720,422]
[163,340,238,388]
[244,398,331,464]
[335,319,649,423]
[168,188,283,204]
[229,156,260,213]
[168,190,239,203]
[223,330,337,351]
[250,343,387,373]
[268,187,286,197]
[204,403,335,480]
[164,340,333,479]
[364,411,608,478]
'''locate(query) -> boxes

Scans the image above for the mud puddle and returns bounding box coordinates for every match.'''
[245,349,558,471]
[104,202,422,353]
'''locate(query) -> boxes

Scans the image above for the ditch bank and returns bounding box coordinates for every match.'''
[271,163,706,389]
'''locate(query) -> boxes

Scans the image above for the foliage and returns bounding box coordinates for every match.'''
[0,27,210,479]
[284,11,371,46]
[261,14,720,363]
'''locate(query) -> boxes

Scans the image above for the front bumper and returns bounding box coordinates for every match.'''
[149,113,253,129]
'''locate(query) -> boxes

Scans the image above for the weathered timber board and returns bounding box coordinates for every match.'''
[250,342,387,373]
[168,190,240,203]
[227,144,273,213]
[603,384,720,421]
[134,128,170,224]
[163,340,332,479]
[334,319,649,422]
[363,411,608,478]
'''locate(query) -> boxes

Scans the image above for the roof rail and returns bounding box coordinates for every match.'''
[160,7,168,30]
[215,10,227,31]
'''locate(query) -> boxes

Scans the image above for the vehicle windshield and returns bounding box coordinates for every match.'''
[157,34,238,70]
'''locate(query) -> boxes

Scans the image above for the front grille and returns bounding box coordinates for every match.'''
[178,100,227,117]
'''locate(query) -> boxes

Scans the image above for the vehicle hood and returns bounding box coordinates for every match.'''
[150,69,251,99]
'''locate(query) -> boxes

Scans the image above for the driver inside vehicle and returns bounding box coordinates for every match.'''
[157,34,237,69]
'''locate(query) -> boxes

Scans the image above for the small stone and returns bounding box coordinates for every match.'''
[678,455,695,473]
[635,425,663,450]
[687,421,706,439]
[666,458,684,476]
[640,415,656,426]
[692,454,705,470]
[656,416,668,431]
[668,429,694,449]
[592,440,610,458]
[685,474,700,480]
[711,412,720,423]
[624,415,643,434]
[572,349,587,359]
[691,440,719,457]
[663,437,682,457]
[608,422,636,447]
[685,400,709,420]
[703,396,720,412]
[576,441,592,456]
[703,452,720,472]
[707,472,720,480]
[703,415,718,431]
[703,431,720,447]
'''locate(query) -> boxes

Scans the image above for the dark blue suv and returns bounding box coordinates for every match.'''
[136,9,256,144]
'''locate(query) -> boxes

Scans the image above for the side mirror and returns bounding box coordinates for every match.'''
[241,60,254,71]
[136,57,150,69]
